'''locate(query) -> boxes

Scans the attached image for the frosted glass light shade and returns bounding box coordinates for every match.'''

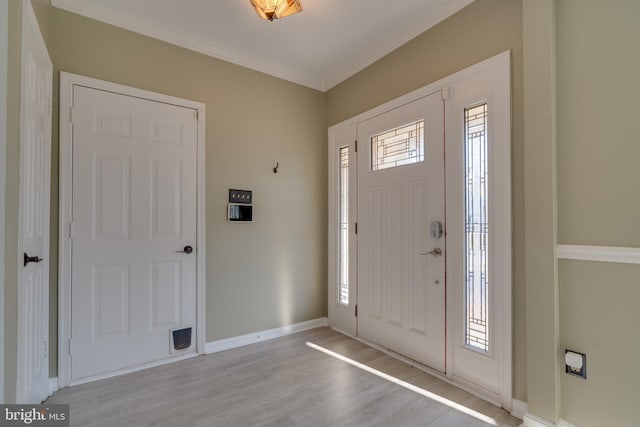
[249,0,303,21]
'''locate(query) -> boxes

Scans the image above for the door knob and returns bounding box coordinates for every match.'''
[420,248,443,257]
[24,253,44,267]
[176,245,193,254]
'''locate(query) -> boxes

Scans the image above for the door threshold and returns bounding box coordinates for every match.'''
[348,332,503,408]
[69,351,198,388]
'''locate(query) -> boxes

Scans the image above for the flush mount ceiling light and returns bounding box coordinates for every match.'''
[249,0,303,22]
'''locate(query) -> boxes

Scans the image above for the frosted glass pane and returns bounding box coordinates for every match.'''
[370,120,424,171]
[339,146,349,305]
[464,104,489,353]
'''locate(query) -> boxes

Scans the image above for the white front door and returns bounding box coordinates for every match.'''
[17,1,52,403]
[357,92,445,371]
[70,86,198,381]
[330,53,511,406]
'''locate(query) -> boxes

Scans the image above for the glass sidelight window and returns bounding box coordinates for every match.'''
[464,103,489,353]
[338,146,349,305]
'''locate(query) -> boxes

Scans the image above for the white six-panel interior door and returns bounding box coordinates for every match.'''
[356,92,446,372]
[69,85,199,381]
[17,0,53,403]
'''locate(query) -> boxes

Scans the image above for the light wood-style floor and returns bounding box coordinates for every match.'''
[47,327,520,426]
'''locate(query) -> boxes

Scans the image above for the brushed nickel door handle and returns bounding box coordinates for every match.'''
[420,248,443,257]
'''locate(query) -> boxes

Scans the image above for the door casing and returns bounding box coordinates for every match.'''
[328,51,512,408]
[57,72,206,388]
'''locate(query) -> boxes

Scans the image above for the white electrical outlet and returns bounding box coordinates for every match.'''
[565,350,587,379]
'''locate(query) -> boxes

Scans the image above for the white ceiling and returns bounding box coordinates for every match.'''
[51,0,474,91]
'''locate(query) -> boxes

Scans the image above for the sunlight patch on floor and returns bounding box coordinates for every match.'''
[305,341,498,426]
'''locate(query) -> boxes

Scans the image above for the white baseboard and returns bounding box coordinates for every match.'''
[48,378,58,396]
[511,399,527,420]
[520,412,581,427]
[205,317,329,354]
[521,413,555,427]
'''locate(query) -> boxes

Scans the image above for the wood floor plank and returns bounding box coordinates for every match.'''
[47,327,520,426]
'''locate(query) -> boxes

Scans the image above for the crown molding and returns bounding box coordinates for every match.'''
[52,0,474,92]
[51,0,325,91]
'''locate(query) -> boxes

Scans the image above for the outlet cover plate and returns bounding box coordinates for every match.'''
[565,350,587,379]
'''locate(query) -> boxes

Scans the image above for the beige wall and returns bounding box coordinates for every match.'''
[557,0,640,247]
[556,1,640,426]
[326,0,527,401]
[522,0,559,421]
[30,0,53,55]
[49,8,327,375]
[559,261,640,427]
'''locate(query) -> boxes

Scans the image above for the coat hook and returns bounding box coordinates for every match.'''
[273,162,279,174]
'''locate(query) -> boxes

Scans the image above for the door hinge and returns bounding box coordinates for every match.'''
[355,140,358,152]
[355,222,358,234]
[68,338,72,356]
[355,305,358,317]
[69,222,74,239]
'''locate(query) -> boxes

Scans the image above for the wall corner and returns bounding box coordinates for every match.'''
[522,0,560,422]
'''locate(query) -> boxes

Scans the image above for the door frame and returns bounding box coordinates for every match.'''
[17,0,53,403]
[328,51,512,408]
[57,72,206,388]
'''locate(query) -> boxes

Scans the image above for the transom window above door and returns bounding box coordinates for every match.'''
[370,120,424,171]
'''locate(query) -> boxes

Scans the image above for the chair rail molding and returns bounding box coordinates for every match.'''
[557,244,640,265]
